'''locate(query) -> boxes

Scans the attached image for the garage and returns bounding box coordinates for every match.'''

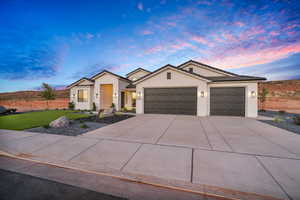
[210,87,245,116]
[144,87,197,115]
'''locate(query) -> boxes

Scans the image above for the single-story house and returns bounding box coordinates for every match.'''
[67,60,266,117]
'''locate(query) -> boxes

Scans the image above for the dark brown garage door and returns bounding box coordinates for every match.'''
[144,87,197,115]
[210,87,245,116]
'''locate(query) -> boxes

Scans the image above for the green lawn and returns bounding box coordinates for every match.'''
[0,110,91,130]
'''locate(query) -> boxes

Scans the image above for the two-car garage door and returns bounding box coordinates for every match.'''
[144,87,197,115]
[143,87,245,116]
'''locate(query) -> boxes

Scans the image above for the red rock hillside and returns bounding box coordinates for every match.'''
[0,89,69,112]
[258,79,300,113]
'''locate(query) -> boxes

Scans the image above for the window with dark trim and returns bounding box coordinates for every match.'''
[189,67,193,73]
[78,89,88,102]
[167,72,171,79]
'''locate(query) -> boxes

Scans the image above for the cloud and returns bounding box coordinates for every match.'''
[202,42,300,69]
[140,30,153,35]
[137,2,143,11]
[230,53,300,80]
[0,26,66,80]
[70,62,129,79]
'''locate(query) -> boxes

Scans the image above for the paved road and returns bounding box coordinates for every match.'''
[0,169,126,200]
[0,156,207,200]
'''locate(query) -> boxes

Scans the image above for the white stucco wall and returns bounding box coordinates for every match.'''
[70,85,94,110]
[127,70,149,81]
[93,73,129,111]
[135,68,208,116]
[181,63,227,77]
[208,82,258,118]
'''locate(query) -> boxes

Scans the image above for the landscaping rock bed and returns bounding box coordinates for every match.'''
[80,114,134,124]
[26,114,134,136]
[259,110,300,135]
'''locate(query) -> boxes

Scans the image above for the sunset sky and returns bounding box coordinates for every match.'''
[0,0,299,92]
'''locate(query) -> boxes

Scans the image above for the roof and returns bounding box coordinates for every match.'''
[67,77,94,89]
[126,67,151,77]
[126,83,136,88]
[90,70,131,82]
[178,60,239,77]
[132,64,211,84]
[208,76,266,82]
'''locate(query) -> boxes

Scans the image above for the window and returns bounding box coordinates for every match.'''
[78,89,88,102]
[189,67,193,73]
[167,72,171,79]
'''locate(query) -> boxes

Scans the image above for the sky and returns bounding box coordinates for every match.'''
[0,0,300,92]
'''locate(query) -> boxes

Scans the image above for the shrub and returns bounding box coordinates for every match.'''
[278,110,286,115]
[273,115,284,123]
[92,102,96,111]
[259,109,266,112]
[80,123,88,128]
[293,116,300,125]
[98,109,104,119]
[111,103,115,108]
[68,102,75,110]
[43,124,50,129]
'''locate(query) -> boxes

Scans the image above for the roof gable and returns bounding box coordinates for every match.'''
[133,64,210,85]
[178,60,238,77]
[126,68,151,77]
[67,78,94,89]
[91,70,131,82]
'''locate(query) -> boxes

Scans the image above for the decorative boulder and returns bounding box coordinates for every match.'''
[103,108,115,115]
[49,116,69,128]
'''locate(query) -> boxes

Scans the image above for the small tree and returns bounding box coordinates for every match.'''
[41,83,55,109]
[259,88,269,111]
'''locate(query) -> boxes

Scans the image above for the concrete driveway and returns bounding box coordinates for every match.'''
[1,115,300,200]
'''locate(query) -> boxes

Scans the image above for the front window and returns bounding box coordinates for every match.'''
[132,92,136,107]
[78,89,88,102]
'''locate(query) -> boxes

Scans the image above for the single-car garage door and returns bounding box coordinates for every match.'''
[144,87,197,115]
[210,87,245,116]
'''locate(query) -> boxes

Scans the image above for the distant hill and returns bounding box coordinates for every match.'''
[0,89,69,101]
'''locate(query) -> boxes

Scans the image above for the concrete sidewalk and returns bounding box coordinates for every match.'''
[1,115,300,200]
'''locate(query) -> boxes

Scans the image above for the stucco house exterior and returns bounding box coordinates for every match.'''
[67,60,266,117]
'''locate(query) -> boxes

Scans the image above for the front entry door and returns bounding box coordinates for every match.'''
[100,84,113,109]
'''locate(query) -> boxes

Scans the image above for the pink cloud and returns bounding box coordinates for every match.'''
[170,42,195,50]
[165,21,177,27]
[238,26,265,40]
[191,36,214,47]
[202,42,300,69]
[144,45,164,54]
[140,30,153,35]
[269,31,279,36]
[137,2,143,11]
[197,0,212,6]
[222,33,236,42]
[234,21,245,27]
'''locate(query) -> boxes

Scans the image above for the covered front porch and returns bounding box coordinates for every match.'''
[121,88,136,112]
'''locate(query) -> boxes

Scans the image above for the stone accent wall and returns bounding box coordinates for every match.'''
[0,90,69,112]
[258,79,300,113]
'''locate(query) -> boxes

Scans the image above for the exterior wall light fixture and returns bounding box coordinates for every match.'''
[251,91,256,98]
[113,92,118,98]
[95,93,98,98]
[198,91,205,98]
[137,91,142,99]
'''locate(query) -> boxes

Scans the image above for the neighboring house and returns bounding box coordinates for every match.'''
[67,60,266,117]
